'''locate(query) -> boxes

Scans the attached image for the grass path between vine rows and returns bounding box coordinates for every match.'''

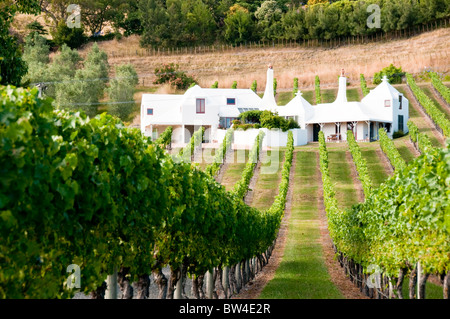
[258,150,345,298]
[395,85,445,148]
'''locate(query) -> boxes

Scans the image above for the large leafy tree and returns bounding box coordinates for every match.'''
[53,43,109,116]
[223,4,256,45]
[0,0,41,86]
[21,32,50,86]
[107,63,139,121]
[254,0,284,40]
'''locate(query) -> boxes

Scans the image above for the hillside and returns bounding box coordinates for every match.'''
[77,28,450,91]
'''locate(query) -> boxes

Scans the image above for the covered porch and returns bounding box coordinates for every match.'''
[306,120,392,143]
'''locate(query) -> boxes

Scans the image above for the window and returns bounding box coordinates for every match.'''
[147,108,153,115]
[386,123,391,133]
[219,117,237,129]
[399,95,403,110]
[196,98,205,114]
[227,98,236,105]
[398,115,404,132]
[384,100,391,107]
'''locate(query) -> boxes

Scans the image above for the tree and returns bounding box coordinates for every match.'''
[78,42,109,102]
[0,0,41,86]
[255,0,284,40]
[21,33,50,86]
[139,0,169,47]
[183,0,217,45]
[109,0,142,36]
[45,44,82,97]
[281,7,306,40]
[223,5,256,45]
[51,20,87,49]
[107,64,139,121]
[53,43,109,116]
[153,63,196,90]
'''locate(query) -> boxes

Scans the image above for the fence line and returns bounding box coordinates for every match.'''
[110,18,450,59]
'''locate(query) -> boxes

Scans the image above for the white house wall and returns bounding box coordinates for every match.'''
[392,95,409,134]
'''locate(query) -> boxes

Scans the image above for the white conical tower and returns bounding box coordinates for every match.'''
[261,64,278,111]
[335,68,347,104]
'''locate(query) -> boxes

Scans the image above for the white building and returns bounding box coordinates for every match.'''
[140,85,261,144]
[140,67,408,145]
[276,69,409,142]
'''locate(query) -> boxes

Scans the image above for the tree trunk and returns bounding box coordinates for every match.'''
[90,281,107,299]
[222,266,229,298]
[417,267,429,299]
[393,268,406,299]
[362,274,370,297]
[135,274,150,299]
[229,265,237,295]
[167,267,181,299]
[235,263,241,293]
[215,266,226,299]
[192,275,200,299]
[443,271,450,299]
[241,261,247,286]
[409,267,417,299]
[118,267,133,299]
[197,274,205,299]
[152,268,168,299]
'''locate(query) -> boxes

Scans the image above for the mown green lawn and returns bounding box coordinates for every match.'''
[321,89,337,103]
[276,92,294,106]
[347,88,361,102]
[300,90,315,105]
[260,151,343,299]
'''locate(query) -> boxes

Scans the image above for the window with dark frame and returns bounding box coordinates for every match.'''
[196,98,205,113]
[398,115,404,132]
[147,108,153,115]
[227,98,236,105]
[399,95,403,110]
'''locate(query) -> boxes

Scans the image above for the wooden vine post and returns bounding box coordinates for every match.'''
[106,268,118,299]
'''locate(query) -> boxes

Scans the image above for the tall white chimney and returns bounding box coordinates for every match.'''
[261,64,277,110]
[335,68,347,104]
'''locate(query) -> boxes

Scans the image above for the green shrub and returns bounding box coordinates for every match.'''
[51,21,87,49]
[373,64,404,85]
